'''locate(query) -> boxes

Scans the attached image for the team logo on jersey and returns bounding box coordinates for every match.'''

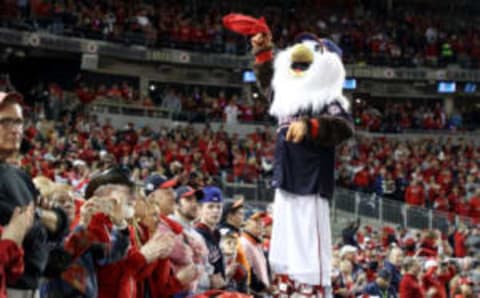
[328,104,341,115]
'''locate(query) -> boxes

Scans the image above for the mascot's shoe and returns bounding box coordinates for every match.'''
[273,276,326,298]
[273,274,294,298]
[290,283,325,298]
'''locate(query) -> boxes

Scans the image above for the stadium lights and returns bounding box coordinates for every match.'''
[437,81,456,93]
[464,83,477,93]
[343,78,357,90]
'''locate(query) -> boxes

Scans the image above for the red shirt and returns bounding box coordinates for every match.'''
[422,269,448,298]
[76,87,96,104]
[433,197,449,213]
[469,196,480,223]
[454,201,470,217]
[454,231,468,258]
[399,273,424,298]
[353,169,370,188]
[405,184,425,206]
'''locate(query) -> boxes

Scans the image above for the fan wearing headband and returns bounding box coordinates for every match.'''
[224,14,354,297]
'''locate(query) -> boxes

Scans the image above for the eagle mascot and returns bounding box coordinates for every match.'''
[224,14,354,297]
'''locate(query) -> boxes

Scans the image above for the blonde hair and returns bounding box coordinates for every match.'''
[33,176,55,198]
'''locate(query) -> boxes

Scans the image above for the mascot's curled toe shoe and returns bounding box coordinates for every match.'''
[224,14,354,297]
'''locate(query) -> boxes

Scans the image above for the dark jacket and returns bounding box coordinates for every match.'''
[383,261,402,292]
[342,222,360,247]
[254,54,354,198]
[40,214,130,298]
[0,163,68,289]
[195,223,225,277]
[363,281,397,298]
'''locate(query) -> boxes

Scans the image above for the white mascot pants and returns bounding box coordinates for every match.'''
[269,189,332,288]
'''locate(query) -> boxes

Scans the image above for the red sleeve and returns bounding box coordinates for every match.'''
[0,240,24,284]
[136,260,158,281]
[122,248,148,278]
[399,279,411,298]
[438,267,455,284]
[149,259,186,297]
[309,119,320,138]
[255,50,273,64]
[404,188,411,204]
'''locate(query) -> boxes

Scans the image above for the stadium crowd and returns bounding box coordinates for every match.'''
[0,1,479,297]
[353,100,469,132]
[0,76,479,297]
[12,73,476,131]
[337,136,480,223]
[2,0,480,67]
[3,73,480,224]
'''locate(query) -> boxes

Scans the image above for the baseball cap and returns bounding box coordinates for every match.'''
[144,174,177,196]
[263,215,272,226]
[219,227,239,238]
[198,186,223,204]
[175,185,202,202]
[221,198,244,222]
[424,259,438,270]
[245,210,268,221]
[73,159,86,167]
[293,33,343,57]
[404,238,416,247]
[339,245,358,258]
[377,269,392,281]
[85,167,134,199]
[0,91,23,107]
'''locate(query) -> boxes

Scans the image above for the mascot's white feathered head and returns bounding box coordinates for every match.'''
[270,34,350,118]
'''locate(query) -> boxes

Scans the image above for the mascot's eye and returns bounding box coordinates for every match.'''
[315,44,324,54]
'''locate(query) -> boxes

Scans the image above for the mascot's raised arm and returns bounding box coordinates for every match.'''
[224,14,354,297]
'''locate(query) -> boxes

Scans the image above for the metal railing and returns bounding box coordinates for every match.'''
[219,178,475,233]
[89,101,480,137]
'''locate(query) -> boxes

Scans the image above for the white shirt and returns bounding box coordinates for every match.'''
[224,104,239,124]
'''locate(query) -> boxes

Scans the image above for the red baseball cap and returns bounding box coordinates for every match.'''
[223,13,270,36]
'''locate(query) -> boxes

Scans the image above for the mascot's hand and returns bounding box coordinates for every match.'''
[286,121,307,143]
[251,32,272,51]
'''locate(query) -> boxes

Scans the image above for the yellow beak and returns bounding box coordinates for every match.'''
[291,44,314,64]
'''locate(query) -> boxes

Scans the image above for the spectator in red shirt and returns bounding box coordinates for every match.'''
[448,186,461,209]
[405,179,426,207]
[399,257,425,298]
[353,167,371,192]
[422,260,454,298]
[432,190,449,213]
[469,189,480,224]
[107,83,122,98]
[454,225,469,258]
[454,197,471,219]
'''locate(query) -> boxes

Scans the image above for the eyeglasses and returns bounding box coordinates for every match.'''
[0,118,24,128]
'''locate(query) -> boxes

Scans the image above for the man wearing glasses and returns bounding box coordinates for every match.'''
[0,92,69,298]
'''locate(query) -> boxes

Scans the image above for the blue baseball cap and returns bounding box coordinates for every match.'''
[199,186,223,204]
[144,174,177,196]
[294,32,343,57]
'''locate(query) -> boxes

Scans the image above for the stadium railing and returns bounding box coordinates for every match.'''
[219,177,475,233]
[90,100,480,138]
